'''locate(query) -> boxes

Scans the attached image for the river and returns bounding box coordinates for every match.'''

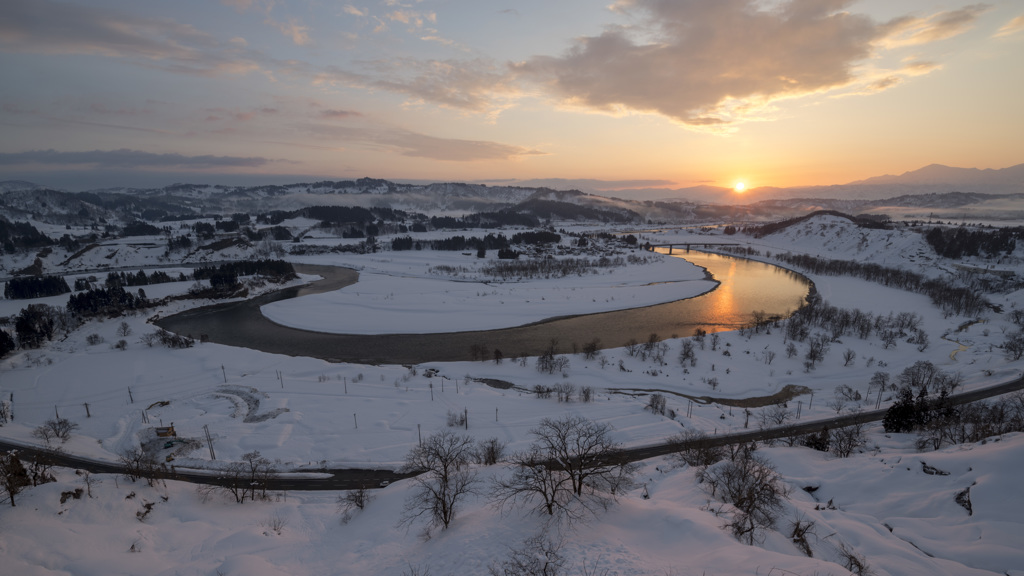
[154,251,811,365]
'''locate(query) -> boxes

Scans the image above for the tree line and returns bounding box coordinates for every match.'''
[924,225,1020,259]
[4,275,70,300]
[192,259,296,284]
[0,219,52,253]
[770,252,991,317]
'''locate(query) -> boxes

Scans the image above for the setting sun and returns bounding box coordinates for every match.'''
[734,182,746,193]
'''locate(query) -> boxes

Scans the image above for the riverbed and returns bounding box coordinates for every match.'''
[155,251,811,364]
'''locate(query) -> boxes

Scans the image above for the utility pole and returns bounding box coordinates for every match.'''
[128,387,134,404]
[353,413,358,429]
[417,424,422,445]
[84,403,90,418]
[55,405,59,419]
[464,407,468,430]
[222,365,227,383]
[344,376,347,394]
[203,424,216,460]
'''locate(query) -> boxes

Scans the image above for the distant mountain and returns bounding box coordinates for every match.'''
[849,163,1024,187]
[3,166,1021,228]
[0,180,44,193]
[587,163,1024,204]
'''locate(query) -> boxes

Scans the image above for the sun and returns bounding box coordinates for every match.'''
[733,181,746,193]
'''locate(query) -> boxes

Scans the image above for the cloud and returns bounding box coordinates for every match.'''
[308,125,543,162]
[880,4,989,47]
[994,15,1024,38]
[386,9,436,28]
[266,17,313,45]
[511,0,984,129]
[317,58,518,113]
[0,0,270,76]
[203,107,279,123]
[0,149,273,169]
[320,109,361,119]
[343,5,368,17]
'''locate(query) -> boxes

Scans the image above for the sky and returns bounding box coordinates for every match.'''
[0,0,1022,193]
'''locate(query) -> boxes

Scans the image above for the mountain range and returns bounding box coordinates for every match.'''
[0,163,1021,225]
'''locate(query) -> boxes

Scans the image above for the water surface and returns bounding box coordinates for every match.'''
[155,252,811,364]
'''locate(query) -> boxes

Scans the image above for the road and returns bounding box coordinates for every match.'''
[2,372,1021,491]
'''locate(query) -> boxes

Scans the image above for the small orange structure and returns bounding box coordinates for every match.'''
[155,424,177,438]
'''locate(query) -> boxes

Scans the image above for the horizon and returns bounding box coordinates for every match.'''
[2,161,1022,203]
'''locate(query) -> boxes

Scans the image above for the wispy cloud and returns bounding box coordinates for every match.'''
[0,0,270,76]
[265,17,313,45]
[0,149,274,169]
[319,109,362,119]
[317,58,518,114]
[880,4,989,47]
[386,9,436,29]
[342,5,367,17]
[994,14,1024,38]
[308,124,543,162]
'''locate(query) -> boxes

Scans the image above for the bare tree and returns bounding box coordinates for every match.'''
[0,450,30,507]
[488,533,565,576]
[117,321,133,337]
[678,340,697,367]
[491,416,636,524]
[829,421,866,458]
[578,386,593,403]
[646,393,667,416]
[842,348,856,367]
[27,447,61,486]
[243,450,276,501]
[31,424,56,445]
[869,371,891,393]
[1004,331,1024,360]
[553,382,576,403]
[701,449,788,545]
[536,342,570,375]
[337,486,374,524]
[623,339,640,357]
[80,470,98,498]
[118,447,161,487]
[222,462,250,503]
[759,403,792,428]
[669,429,725,469]
[826,396,848,414]
[491,447,573,521]
[399,430,478,533]
[475,437,507,465]
[33,418,79,444]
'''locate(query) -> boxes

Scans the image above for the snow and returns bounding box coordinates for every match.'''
[263,250,712,334]
[1,215,1023,575]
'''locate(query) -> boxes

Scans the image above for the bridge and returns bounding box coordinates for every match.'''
[642,241,742,254]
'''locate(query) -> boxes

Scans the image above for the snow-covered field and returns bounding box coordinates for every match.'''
[1,215,1023,575]
[264,250,713,334]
